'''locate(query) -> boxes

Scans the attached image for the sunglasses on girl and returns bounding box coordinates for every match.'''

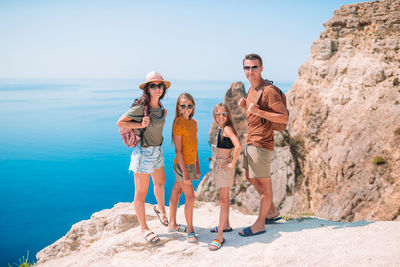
[243,66,259,72]
[215,112,227,117]
[180,104,194,110]
[149,83,165,90]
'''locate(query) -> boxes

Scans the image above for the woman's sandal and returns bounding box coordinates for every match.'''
[209,238,225,251]
[187,231,197,243]
[153,206,169,226]
[142,230,160,244]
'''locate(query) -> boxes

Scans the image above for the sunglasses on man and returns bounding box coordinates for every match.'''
[243,66,259,72]
[180,104,194,110]
[149,83,165,90]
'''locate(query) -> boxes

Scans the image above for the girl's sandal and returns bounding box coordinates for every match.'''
[168,224,187,233]
[187,232,197,243]
[209,238,225,251]
[142,230,160,244]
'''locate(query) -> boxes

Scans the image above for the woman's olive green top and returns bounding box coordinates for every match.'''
[125,104,165,147]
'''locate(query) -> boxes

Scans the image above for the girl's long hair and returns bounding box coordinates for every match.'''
[132,83,167,107]
[213,103,237,141]
[171,93,195,144]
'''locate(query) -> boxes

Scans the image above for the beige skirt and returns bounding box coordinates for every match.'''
[213,158,235,189]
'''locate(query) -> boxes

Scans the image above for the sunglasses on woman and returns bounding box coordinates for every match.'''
[180,104,194,110]
[215,112,227,117]
[149,83,165,90]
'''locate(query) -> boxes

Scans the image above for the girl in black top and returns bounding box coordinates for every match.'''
[208,103,241,251]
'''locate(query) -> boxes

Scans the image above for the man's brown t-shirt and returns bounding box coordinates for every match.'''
[246,80,284,151]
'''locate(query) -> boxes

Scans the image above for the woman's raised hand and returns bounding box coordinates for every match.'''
[141,116,150,128]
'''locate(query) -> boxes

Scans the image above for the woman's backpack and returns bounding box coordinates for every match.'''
[119,104,149,147]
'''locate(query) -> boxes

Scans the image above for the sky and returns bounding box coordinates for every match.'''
[0,0,366,81]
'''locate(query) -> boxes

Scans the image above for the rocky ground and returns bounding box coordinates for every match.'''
[36,202,400,267]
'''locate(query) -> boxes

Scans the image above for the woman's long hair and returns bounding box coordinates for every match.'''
[213,103,237,141]
[132,83,167,107]
[171,93,195,144]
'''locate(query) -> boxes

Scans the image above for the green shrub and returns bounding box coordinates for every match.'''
[394,78,399,86]
[234,166,241,176]
[8,251,35,267]
[282,215,293,221]
[373,156,386,165]
[395,128,400,136]
[298,212,316,217]
[239,184,247,192]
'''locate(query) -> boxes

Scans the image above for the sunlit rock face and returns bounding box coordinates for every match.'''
[197,0,400,222]
[286,0,400,221]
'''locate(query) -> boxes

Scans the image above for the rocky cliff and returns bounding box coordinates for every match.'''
[196,0,400,221]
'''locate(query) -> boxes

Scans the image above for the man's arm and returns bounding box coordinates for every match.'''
[247,102,288,124]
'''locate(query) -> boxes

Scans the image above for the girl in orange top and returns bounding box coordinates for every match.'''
[168,93,200,243]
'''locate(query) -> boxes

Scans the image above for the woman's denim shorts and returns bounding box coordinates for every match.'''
[129,145,164,174]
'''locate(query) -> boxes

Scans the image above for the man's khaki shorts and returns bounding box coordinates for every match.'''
[242,144,273,178]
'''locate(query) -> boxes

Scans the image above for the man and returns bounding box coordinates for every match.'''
[238,54,288,236]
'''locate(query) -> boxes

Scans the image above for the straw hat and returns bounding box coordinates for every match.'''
[139,71,171,90]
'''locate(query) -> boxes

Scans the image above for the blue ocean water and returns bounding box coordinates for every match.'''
[0,79,291,265]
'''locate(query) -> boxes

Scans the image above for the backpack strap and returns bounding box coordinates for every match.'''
[158,101,165,115]
[245,79,273,105]
[143,104,149,117]
[143,100,164,117]
[254,89,263,105]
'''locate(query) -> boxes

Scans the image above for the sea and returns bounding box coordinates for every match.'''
[0,78,291,265]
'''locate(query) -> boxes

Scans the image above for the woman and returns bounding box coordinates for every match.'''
[117,71,170,244]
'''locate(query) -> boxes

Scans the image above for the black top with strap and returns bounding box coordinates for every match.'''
[216,128,234,149]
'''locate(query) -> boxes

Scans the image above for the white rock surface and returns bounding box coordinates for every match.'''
[36,202,400,267]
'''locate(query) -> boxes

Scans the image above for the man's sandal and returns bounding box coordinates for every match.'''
[153,206,169,226]
[265,216,282,224]
[209,238,225,251]
[142,230,160,244]
[238,226,266,237]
